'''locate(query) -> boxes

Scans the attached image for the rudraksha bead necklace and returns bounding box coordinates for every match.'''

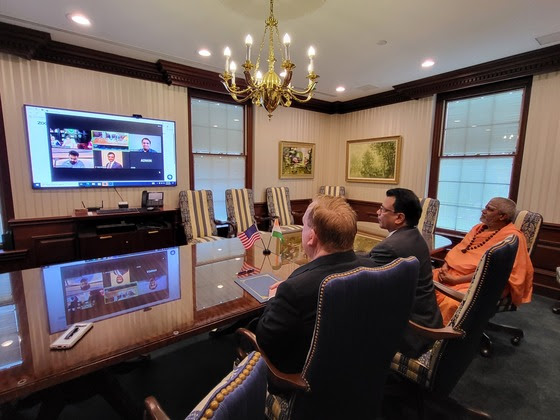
[461,225,500,253]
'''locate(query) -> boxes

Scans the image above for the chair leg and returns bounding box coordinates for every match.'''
[486,321,524,346]
[480,333,492,358]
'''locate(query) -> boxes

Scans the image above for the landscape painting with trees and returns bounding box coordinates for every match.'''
[346,136,402,183]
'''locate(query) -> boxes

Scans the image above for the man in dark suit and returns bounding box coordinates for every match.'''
[256,195,375,374]
[105,152,122,168]
[368,188,443,357]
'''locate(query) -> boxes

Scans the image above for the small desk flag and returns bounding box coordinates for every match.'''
[239,223,261,249]
[271,219,284,241]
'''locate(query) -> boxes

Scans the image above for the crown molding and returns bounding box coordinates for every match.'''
[35,41,164,82]
[394,44,560,99]
[1,22,560,114]
[0,22,51,59]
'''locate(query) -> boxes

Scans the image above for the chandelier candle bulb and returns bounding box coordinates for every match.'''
[245,34,253,61]
[283,33,291,60]
[224,47,231,72]
[230,61,237,84]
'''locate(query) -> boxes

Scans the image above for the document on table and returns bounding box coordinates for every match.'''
[235,274,282,303]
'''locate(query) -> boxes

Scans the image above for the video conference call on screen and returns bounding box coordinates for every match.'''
[25,105,177,189]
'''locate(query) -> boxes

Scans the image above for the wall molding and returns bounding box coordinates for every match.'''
[2,22,560,114]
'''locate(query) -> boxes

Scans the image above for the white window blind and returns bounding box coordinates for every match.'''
[191,98,245,221]
[437,89,524,231]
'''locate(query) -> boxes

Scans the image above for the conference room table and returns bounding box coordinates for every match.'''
[0,230,451,404]
[0,239,300,403]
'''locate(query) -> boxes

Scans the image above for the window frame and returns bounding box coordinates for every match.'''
[427,77,532,234]
[0,95,15,248]
[187,88,253,192]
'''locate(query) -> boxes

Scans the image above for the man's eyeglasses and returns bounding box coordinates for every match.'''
[378,205,397,213]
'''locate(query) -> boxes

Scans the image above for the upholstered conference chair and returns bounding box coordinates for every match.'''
[225,188,274,236]
[265,187,303,234]
[144,351,267,420]
[480,209,543,356]
[179,190,231,244]
[357,197,440,239]
[237,258,419,420]
[390,235,518,418]
[318,185,346,197]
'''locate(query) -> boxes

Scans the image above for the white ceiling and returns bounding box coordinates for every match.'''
[1,0,560,102]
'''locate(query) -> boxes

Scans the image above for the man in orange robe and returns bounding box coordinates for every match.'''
[434,197,534,324]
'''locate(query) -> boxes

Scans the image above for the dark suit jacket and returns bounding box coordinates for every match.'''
[106,162,122,168]
[369,226,443,357]
[256,250,376,373]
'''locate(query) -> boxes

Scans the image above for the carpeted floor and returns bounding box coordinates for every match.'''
[4,295,559,419]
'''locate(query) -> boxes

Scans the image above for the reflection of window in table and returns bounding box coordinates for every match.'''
[428,79,531,233]
[0,273,23,370]
[189,91,252,221]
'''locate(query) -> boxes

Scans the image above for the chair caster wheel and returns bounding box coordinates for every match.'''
[511,336,521,346]
[480,346,492,358]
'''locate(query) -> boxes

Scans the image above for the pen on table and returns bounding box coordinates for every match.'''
[237,268,255,275]
[65,326,81,339]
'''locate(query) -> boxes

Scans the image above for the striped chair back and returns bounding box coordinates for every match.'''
[513,209,542,256]
[319,186,346,197]
[179,190,219,243]
[418,197,440,235]
[266,187,295,226]
[226,188,256,234]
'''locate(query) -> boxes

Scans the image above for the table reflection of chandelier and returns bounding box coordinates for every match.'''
[220,0,319,119]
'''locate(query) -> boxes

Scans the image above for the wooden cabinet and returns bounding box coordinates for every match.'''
[6,208,179,270]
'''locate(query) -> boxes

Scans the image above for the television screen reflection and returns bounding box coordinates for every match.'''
[43,247,180,333]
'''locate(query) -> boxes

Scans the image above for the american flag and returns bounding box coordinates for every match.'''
[238,223,261,249]
[237,260,261,278]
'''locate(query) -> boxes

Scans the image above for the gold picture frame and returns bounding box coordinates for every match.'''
[346,136,402,183]
[279,141,315,179]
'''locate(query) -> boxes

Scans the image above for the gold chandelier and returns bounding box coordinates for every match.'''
[220,0,319,119]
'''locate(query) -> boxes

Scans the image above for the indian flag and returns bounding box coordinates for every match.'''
[272,219,284,241]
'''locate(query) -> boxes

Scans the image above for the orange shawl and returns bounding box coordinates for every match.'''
[435,223,533,324]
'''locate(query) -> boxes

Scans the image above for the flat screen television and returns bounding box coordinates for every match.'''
[43,247,181,333]
[24,105,177,189]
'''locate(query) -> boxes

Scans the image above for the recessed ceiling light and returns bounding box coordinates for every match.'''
[66,13,91,26]
[376,40,388,46]
[421,59,435,68]
[336,86,346,92]
[1,340,13,347]
[198,49,211,57]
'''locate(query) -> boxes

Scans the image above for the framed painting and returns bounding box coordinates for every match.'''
[279,141,315,179]
[346,136,402,183]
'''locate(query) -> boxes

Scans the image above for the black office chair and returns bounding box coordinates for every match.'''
[389,235,519,418]
[237,257,419,420]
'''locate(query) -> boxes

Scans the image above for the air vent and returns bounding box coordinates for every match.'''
[536,31,560,46]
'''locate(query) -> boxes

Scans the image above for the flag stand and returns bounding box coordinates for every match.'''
[260,236,271,254]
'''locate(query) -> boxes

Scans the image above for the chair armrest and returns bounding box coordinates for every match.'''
[408,320,465,340]
[236,328,308,391]
[144,396,170,420]
[434,282,465,302]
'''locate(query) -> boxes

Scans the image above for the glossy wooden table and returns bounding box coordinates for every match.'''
[0,239,300,403]
[259,230,452,262]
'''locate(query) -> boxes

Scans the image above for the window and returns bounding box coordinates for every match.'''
[189,91,251,221]
[428,79,531,232]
